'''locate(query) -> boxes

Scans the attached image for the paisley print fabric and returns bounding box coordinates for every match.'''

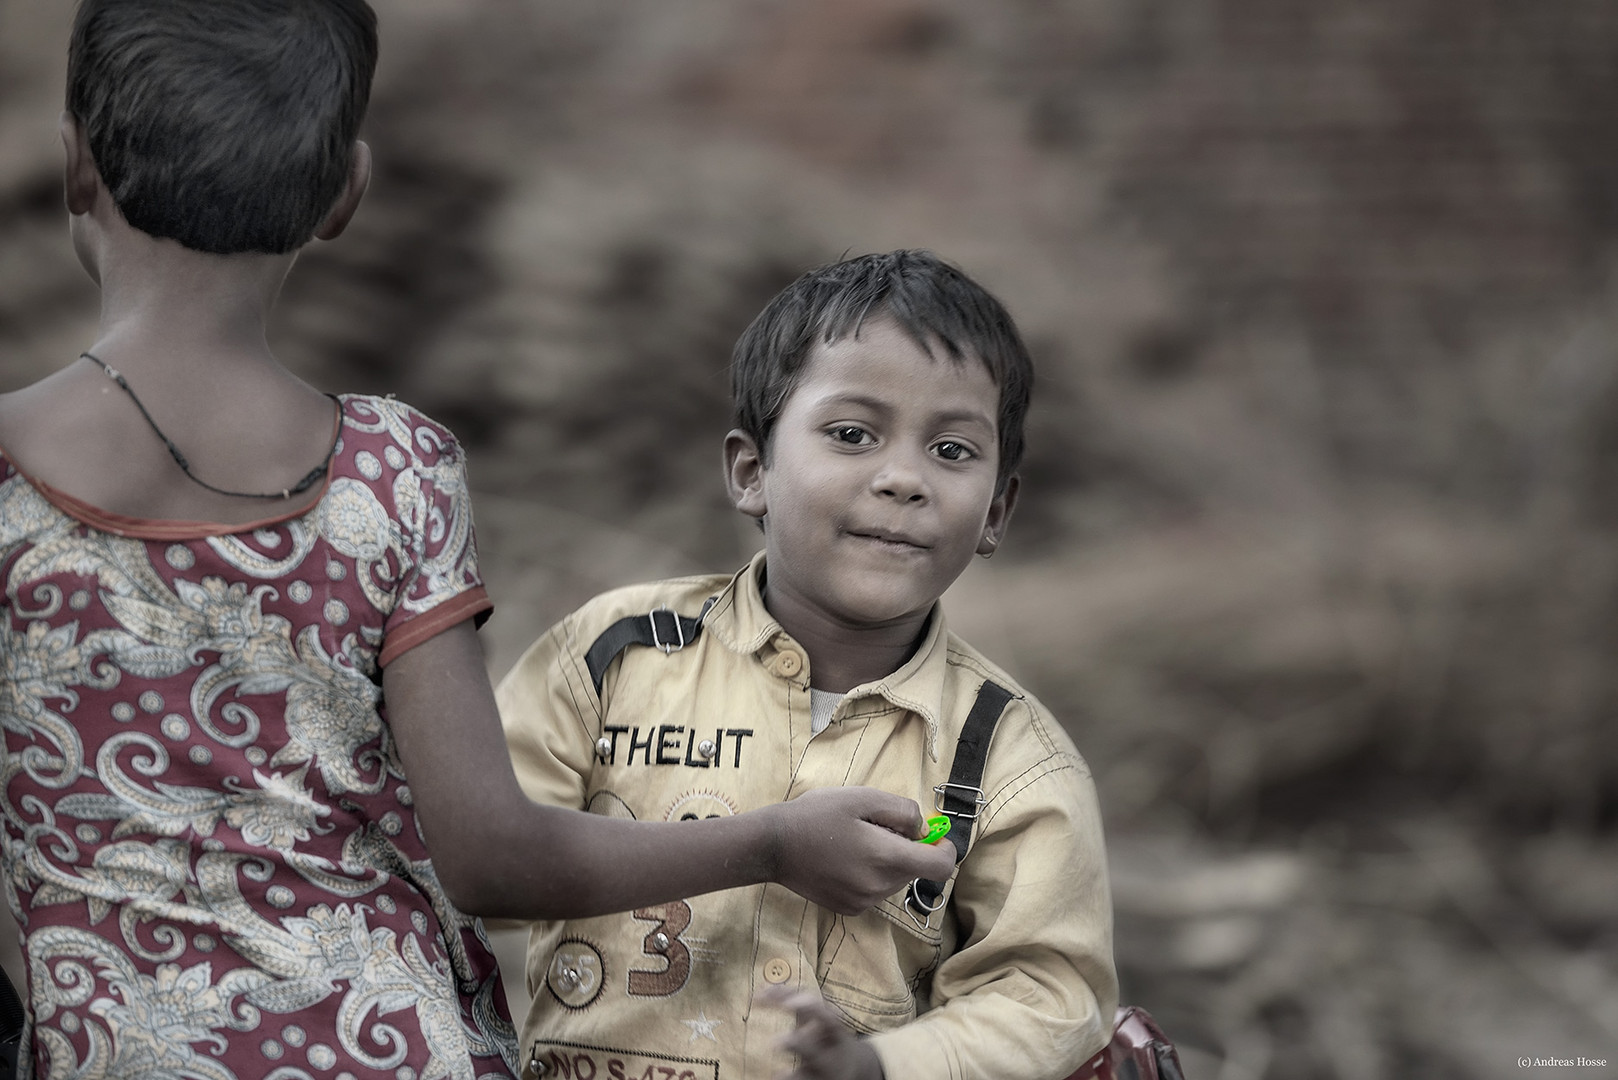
[0,395,516,1079]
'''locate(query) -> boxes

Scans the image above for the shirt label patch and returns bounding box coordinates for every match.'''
[526,1040,720,1080]
[547,940,607,1009]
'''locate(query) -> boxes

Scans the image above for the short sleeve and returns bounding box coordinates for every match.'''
[378,411,492,666]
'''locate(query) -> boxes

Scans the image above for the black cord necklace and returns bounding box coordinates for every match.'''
[80,351,334,501]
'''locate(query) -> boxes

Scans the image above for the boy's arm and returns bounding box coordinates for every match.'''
[493,614,597,811]
[383,619,957,920]
[866,715,1119,1080]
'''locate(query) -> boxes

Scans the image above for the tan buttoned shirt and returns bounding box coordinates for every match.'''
[497,555,1117,1080]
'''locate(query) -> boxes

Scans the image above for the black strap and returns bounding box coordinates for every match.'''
[908,679,1014,916]
[584,603,711,697]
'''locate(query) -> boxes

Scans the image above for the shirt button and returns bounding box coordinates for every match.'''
[762,957,792,984]
[773,652,802,677]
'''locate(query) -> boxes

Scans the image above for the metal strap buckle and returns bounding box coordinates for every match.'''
[932,782,987,820]
[648,607,686,654]
[905,878,948,931]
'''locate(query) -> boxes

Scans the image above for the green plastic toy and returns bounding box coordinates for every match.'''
[919,814,951,844]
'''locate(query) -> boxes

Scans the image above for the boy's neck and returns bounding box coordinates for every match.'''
[760,583,931,695]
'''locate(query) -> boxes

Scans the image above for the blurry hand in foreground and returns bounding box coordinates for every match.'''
[759,985,884,1080]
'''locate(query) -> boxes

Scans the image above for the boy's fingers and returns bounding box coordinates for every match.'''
[758,985,818,1015]
[759,986,836,1030]
[757,990,796,1016]
[779,1023,837,1056]
[759,989,841,1051]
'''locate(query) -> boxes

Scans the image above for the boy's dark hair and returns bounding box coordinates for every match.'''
[732,250,1034,493]
[66,0,378,256]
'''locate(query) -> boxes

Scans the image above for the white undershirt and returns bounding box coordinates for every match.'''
[809,688,844,735]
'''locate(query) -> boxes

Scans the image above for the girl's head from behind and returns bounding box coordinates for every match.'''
[731,250,1034,497]
[66,0,378,256]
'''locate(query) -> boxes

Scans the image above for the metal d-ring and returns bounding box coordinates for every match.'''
[905,878,948,930]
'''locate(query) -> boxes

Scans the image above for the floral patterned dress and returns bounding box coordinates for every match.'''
[0,395,518,1080]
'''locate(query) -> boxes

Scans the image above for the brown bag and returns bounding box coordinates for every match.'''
[1064,1005,1185,1080]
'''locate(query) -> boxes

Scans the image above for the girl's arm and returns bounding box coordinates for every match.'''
[383,619,956,920]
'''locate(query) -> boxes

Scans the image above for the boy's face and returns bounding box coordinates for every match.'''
[727,315,1016,633]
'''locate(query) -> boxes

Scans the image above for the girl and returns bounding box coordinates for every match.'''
[0,2,951,1076]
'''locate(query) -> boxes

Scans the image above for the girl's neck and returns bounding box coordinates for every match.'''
[85,211,295,375]
[83,323,280,388]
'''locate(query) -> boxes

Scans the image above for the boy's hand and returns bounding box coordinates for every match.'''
[767,787,957,914]
[759,986,885,1080]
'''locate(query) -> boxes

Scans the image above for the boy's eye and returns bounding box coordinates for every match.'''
[932,441,974,462]
[830,426,872,445]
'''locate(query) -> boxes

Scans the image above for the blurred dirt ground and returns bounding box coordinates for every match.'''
[4,2,1618,1077]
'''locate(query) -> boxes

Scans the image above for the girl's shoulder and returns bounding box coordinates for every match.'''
[335,394,467,469]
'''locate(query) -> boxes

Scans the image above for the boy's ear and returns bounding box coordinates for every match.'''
[977,473,1020,556]
[723,429,768,520]
[61,112,100,216]
[314,140,371,241]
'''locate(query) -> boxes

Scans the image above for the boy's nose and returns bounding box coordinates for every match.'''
[871,455,928,502]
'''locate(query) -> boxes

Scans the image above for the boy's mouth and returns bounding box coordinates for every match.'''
[847,527,930,551]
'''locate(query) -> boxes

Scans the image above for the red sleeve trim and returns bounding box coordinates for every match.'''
[379,587,494,668]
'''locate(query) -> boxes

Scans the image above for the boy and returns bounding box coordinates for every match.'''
[0,7,951,1077]
[498,250,1118,1080]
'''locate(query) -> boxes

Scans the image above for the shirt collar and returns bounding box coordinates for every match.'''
[703,551,952,761]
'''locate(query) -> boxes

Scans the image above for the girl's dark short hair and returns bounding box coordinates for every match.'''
[731,250,1034,494]
[66,0,378,255]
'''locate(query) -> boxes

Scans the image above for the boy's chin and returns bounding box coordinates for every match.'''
[820,586,938,631]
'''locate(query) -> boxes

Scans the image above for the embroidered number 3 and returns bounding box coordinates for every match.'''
[627,901,693,996]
